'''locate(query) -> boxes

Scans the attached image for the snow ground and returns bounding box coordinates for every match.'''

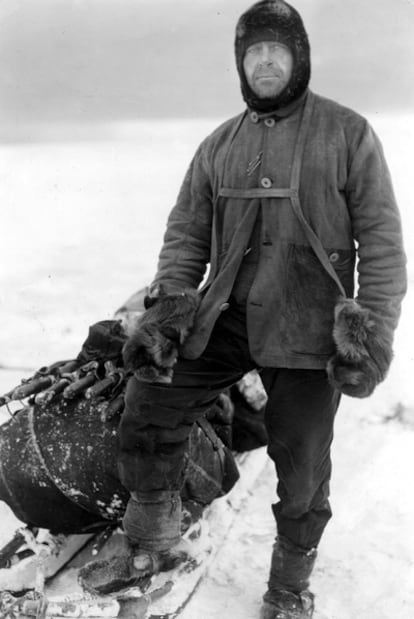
[0,114,413,618]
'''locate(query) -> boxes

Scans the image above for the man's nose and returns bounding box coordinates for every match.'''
[259,45,272,64]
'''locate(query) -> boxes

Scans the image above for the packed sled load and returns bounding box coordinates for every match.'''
[0,292,268,618]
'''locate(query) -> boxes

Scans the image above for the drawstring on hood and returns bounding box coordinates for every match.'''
[235,0,311,113]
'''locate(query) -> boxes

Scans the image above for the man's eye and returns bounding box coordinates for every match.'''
[270,42,288,55]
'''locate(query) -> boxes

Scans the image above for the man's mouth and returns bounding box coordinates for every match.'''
[255,73,281,80]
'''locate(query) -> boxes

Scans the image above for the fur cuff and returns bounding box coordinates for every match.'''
[122,288,199,383]
[327,299,393,398]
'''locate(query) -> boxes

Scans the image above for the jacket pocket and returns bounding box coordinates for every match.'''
[282,244,355,355]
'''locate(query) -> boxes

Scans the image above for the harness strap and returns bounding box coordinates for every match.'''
[197,417,223,451]
[219,188,296,199]
[289,93,346,297]
[290,196,346,297]
[218,92,346,298]
[289,91,314,192]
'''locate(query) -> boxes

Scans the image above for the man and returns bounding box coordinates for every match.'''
[85,2,407,617]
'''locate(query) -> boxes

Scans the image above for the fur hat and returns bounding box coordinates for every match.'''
[235,0,311,112]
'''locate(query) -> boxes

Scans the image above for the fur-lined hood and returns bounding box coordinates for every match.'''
[235,0,311,112]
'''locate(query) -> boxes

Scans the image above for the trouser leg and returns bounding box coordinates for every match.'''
[261,368,340,550]
[117,318,256,551]
[260,368,340,597]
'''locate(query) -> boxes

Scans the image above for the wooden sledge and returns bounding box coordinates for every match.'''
[0,448,268,618]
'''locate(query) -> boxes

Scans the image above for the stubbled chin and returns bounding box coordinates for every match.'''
[251,76,286,98]
[253,85,284,98]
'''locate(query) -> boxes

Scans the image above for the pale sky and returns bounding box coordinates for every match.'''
[0,0,413,133]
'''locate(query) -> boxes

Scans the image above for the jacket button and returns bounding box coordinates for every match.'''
[329,252,340,263]
[250,112,259,123]
[264,118,276,128]
[261,177,272,188]
[219,302,230,312]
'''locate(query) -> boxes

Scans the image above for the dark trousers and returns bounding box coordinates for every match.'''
[118,313,340,550]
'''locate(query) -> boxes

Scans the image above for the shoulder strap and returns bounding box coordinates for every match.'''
[289,92,346,298]
[214,112,247,199]
[215,94,347,298]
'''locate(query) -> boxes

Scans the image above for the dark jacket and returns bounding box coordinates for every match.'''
[151,91,406,369]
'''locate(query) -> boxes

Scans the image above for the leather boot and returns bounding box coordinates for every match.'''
[79,490,183,595]
[261,536,317,619]
[122,490,181,551]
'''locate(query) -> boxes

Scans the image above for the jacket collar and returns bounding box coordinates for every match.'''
[248,89,309,124]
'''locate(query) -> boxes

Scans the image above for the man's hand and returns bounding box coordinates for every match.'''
[327,299,393,398]
[122,286,199,383]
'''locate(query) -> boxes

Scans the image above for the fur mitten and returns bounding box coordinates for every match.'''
[327,299,393,398]
[122,286,199,383]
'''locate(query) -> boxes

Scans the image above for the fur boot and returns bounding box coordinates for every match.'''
[78,536,190,596]
[260,590,314,619]
[122,286,199,383]
[262,536,316,618]
[327,298,393,398]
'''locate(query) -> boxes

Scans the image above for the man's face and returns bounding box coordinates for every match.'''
[243,41,293,99]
